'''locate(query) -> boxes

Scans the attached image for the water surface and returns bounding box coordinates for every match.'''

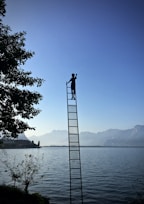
[0,147,144,204]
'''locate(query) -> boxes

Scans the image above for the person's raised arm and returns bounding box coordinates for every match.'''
[66,79,70,85]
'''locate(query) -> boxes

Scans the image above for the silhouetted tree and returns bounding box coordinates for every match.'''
[0,0,43,137]
[0,0,6,17]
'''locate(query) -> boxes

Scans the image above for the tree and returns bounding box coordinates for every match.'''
[0,0,43,137]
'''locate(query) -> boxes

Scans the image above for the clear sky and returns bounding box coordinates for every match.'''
[3,0,144,137]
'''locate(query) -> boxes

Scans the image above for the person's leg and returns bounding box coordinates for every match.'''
[73,88,76,99]
[71,89,74,99]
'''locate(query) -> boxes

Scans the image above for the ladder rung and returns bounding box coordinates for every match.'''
[69,144,79,146]
[70,168,81,170]
[68,105,76,107]
[70,187,83,190]
[69,141,79,143]
[70,148,80,150]
[69,133,79,135]
[69,142,79,143]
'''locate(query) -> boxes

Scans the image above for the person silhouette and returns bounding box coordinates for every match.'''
[67,73,77,100]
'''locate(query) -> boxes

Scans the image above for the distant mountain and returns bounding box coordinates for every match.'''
[17,133,29,140]
[104,125,144,146]
[29,125,144,146]
[29,130,68,146]
[80,125,144,146]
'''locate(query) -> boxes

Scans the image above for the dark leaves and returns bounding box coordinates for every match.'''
[0,0,6,17]
[0,1,44,137]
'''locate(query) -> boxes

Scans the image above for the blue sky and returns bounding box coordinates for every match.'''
[3,0,144,137]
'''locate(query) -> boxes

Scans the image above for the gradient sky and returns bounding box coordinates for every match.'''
[3,0,144,137]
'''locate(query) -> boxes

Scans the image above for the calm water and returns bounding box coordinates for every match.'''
[0,147,144,204]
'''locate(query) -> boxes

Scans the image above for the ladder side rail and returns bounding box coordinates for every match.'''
[66,83,72,203]
[74,98,83,204]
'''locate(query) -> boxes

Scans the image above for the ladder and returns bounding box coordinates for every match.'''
[66,83,83,204]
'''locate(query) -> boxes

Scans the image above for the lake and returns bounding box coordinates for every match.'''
[0,147,144,204]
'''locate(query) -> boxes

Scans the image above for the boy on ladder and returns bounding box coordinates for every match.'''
[66,73,77,100]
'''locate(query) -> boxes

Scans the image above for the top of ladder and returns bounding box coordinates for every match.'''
[66,85,77,106]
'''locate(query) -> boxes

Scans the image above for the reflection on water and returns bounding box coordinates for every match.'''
[0,147,144,204]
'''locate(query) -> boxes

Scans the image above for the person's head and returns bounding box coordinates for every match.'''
[72,73,75,77]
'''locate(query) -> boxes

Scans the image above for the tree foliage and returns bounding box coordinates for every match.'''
[0,0,43,137]
[0,0,6,17]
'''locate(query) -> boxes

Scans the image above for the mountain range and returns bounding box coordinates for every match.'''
[28,125,144,147]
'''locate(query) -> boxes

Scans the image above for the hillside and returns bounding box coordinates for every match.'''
[29,125,144,147]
